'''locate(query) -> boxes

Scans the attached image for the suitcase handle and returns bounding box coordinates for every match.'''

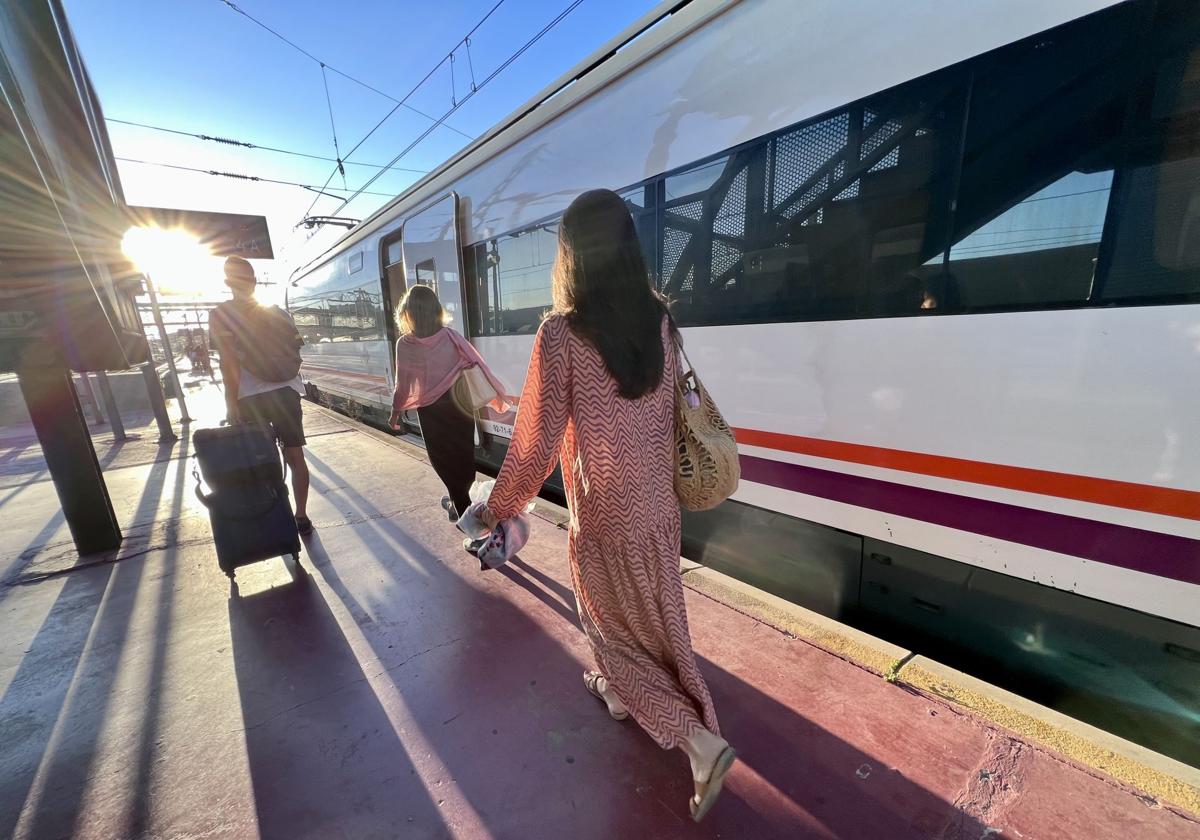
[194,466,284,520]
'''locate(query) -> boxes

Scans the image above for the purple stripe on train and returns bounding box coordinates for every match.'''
[739,455,1200,585]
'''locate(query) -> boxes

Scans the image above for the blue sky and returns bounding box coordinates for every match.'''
[66,0,659,292]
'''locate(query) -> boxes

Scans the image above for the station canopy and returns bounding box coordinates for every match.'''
[125,207,274,260]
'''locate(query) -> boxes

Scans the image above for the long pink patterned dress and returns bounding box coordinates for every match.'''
[486,314,719,750]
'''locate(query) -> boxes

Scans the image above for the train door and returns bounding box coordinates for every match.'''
[400,193,467,337]
[381,230,406,352]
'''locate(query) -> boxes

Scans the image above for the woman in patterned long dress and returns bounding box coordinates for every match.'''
[482,189,736,821]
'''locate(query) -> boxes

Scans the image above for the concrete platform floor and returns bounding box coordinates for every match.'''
[1,382,1197,839]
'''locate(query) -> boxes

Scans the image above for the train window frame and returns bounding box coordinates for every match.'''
[460,0,1197,331]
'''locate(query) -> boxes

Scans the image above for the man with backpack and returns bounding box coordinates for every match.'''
[209,257,313,535]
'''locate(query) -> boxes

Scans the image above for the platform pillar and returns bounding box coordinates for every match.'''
[17,363,121,554]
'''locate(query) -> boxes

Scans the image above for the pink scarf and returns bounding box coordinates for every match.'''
[392,328,510,413]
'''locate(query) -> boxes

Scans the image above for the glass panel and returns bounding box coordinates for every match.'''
[415,259,437,286]
[402,194,465,335]
[662,73,966,325]
[494,223,557,335]
[290,283,384,343]
[666,158,726,201]
[946,171,1114,308]
[1099,13,1200,303]
[945,2,1142,310]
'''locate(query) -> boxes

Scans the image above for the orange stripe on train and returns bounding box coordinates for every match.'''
[732,428,1200,522]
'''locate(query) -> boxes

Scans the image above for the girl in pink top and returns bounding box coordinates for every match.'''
[388,285,507,519]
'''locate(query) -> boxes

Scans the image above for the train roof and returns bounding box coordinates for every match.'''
[290,0,1127,283]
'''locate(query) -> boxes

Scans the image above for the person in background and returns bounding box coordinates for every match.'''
[475,189,735,822]
[209,256,313,535]
[387,284,509,524]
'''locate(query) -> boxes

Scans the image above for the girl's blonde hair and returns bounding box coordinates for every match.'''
[396,284,446,338]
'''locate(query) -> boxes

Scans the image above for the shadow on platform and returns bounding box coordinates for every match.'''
[228,572,451,839]
[0,435,190,839]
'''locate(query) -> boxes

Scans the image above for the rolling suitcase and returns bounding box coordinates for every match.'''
[193,424,301,579]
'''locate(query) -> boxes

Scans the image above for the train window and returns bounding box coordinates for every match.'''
[290,282,385,344]
[945,2,1142,310]
[1096,7,1200,304]
[619,183,658,281]
[662,73,966,325]
[466,222,558,336]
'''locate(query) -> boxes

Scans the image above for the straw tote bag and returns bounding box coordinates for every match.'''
[670,326,739,511]
[460,364,499,411]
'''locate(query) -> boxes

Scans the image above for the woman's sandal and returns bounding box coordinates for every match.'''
[690,745,737,823]
[582,671,628,721]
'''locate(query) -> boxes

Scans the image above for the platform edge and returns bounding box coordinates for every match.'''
[678,564,910,677]
[897,655,1200,817]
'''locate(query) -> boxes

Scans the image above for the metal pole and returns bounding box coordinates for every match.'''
[77,371,106,425]
[141,360,176,442]
[95,371,127,441]
[144,272,192,423]
[18,364,121,554]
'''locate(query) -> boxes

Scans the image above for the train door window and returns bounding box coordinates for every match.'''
[465,241,502,337]
[415,258,437,291]
[945,2,1144,310]
[382,232,406,327]
[661,72,966,326]
[1096,3,1200,304]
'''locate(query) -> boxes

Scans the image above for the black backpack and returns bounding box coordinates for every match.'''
[215,301,303,382]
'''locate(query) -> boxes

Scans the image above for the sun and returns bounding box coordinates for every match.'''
[121,226,226,297]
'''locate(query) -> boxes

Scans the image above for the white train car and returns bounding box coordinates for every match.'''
[290,0,1200,760]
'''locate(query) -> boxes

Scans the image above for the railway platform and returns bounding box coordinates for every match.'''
[1,379,1198,840]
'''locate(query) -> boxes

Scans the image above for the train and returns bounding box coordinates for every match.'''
[288,0,1200,763]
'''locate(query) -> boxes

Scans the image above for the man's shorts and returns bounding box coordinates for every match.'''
[239,388,306,448]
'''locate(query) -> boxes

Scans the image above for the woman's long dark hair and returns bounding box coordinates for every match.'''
[552,189,669,399]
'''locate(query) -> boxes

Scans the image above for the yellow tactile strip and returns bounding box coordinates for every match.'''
[898,658,1200,817]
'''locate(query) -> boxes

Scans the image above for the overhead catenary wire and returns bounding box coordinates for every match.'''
[106,117,430,173]
[309,0,586,224]
[297,0,510,223]
[215,0,474,141]
[115,156,397,197]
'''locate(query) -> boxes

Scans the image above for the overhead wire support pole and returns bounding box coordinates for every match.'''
[465,38,478,92]
[319,63,347,189]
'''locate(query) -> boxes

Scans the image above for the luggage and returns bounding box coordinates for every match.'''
[193,423,300,579]
[194,423,284,488]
